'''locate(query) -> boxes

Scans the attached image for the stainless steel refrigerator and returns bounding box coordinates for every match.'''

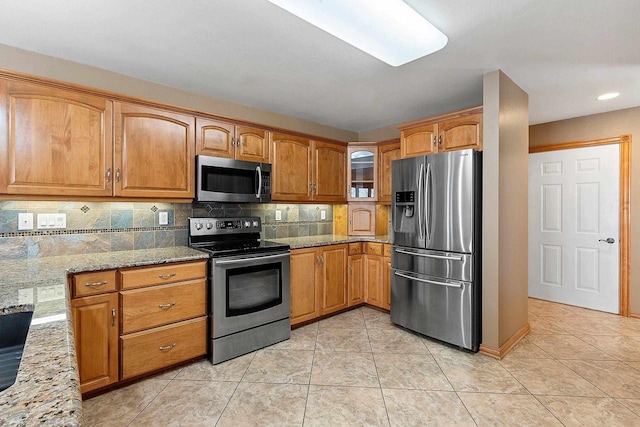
[391,149,481,351]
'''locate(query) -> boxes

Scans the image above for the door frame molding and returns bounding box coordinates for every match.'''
[530,134,631,316]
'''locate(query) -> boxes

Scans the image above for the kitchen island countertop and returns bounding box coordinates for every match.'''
[0,246,209,426]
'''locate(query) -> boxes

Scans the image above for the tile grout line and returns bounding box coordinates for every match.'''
[362,309,391,426]
[301,321,320,427]
[126,375,176,427]
[213,352,257,427]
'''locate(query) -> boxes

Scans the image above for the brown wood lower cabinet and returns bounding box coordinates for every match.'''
[120,317,206,379]
[71,292,119,394]
[70,259,207,394]
[291,242,391,326]
[363,243,392,311]
[290,244,348,325]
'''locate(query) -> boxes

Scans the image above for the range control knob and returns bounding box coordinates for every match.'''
[252,220,259,227]
[195,223,203,230]
[244,221,251,228]
[206,222,213,230]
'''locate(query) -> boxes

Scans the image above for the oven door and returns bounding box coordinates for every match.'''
[197,155,272,203]
[211,250,290,338]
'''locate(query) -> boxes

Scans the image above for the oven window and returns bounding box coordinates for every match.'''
[202,165,256,195]
[226,262,282,316]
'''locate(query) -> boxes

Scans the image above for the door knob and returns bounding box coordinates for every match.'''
[598,238,615,244]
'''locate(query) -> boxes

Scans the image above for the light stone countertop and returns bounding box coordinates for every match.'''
[0,246,209,426]
[270,234,390,249]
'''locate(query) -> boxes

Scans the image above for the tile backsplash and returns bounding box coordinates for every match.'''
[0,201,334,259]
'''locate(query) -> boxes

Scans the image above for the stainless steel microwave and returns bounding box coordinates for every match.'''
[196,155,272,203]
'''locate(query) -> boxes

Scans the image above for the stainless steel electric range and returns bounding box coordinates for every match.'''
[188,217,291,364]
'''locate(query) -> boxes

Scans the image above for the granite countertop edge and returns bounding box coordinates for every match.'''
[0,246,209,426]
[271,234,391,249]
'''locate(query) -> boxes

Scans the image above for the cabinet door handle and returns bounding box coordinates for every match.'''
[349,265,353,274]
[115,167,121,183]
[158,273,177,279]
[106,167,112,183]
[159,343,176,351]
[321,255,325,266]
[85,280,108,287]
[231,136,235,147]
[438,135,443,148]
[111,308,116,327]
[159,302,176,309]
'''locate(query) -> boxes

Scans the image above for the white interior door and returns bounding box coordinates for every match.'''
[528,145,619,313]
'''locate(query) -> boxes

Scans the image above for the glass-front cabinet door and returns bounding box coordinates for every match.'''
[347,145,378,201]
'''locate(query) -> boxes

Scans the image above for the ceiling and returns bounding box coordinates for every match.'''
[0,0,639,133]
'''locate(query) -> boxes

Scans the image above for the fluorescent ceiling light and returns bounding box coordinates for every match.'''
[597,92,620,100]
[268,0,448,66]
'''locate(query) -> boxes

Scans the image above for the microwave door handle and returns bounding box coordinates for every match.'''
[256,165,262,199]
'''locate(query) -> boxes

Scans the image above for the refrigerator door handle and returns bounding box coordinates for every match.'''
[394,271,464,289]
[418,163,425,239]
[425,162,432,241]
[394,248,463,261]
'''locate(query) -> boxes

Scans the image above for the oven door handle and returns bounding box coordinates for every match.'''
[215,252,289,265]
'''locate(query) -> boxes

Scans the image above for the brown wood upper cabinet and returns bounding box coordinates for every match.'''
[377,139,401,204]
[399,107,483,158]
[347,145,377,202]
[114,102,194,199]
[271,132,346,202]
[0,79,113,196]
[196,118,269,163]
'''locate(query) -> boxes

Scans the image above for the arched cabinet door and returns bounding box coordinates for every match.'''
[271,132,312,201]
[114,102,195,199]
[0,79,113,196]
[401,123,437,158]
[314,141,346,203]
[438,113,483,152]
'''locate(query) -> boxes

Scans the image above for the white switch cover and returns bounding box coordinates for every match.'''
[159,211,169,225]
[18,213,34,230]
[275,210,282,221]
[36,213,66,229]
[321,210,326,220]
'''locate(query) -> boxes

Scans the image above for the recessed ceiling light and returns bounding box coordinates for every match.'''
[597,92,620,101]
[268,0,448,67]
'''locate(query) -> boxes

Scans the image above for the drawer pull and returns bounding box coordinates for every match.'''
[159,343,176,351]
[85,280,108,287]
[158,273,177,279]
[158,302,177,309]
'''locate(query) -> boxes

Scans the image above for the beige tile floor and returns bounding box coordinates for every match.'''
[83,298,640,426]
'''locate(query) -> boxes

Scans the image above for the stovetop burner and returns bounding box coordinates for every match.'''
[188,216,289,256]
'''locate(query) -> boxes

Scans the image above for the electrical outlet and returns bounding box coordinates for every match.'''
[159,211,169,225]
[321,210,326,220]
[18,213,34,230]
[18,288,34,305]
[275,210,282,221]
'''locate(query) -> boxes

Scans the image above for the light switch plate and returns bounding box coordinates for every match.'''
[159,211,169,225]
[275,210,282,221]
[18,213,34,230]
[36,213,66,229]
[321,210,326,220]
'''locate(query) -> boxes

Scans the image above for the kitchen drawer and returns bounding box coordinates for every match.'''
[365,242,383,256]
[383,244,392,258]
[120,279,206,334]
[119,260,206,290]
[348,242,362,255]
[121,317,206,379]
[72,270,117,297]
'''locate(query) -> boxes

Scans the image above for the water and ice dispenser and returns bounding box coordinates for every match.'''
[393,191,417,233]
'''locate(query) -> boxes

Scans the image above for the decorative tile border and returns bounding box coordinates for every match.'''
[0,226,187,239]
